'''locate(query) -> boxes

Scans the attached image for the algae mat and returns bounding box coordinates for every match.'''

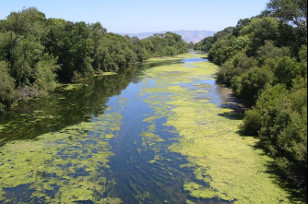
[0,99,126,203]
[140,58,291,203]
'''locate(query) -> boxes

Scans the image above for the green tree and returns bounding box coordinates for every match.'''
[208,35,236,65]
[0,61,15,112]
[267,0,307,30]
[240,17,280,56]
[240,84,287,136]
[33,55,59,95]
[10,36,44,86]
[256,40,290,65]
[43,21,94,82]
[264,56,304,87]
[232,66,274,106]
[89,22,107,71]
[216,52,257,85]
[0,7,46,40]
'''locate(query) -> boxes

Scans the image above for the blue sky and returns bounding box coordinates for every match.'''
[1,0,269,33]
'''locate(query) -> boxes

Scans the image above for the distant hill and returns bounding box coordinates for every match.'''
[120,30,216,43]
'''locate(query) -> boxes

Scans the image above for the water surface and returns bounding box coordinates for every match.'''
[0,54,245,203]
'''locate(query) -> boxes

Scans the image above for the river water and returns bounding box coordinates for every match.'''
[0,54,235,203]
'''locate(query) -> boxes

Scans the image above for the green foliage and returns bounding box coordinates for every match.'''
[267,0,307,52]
[232,18,251,37]
[232,66,274,106]
[43,20,95,82]
[201,27,236,61]
[141,32,188,58]
[0,61,15,112]
[208,35,236,65]
[94,33,138,72]
[270,56,302,86]
[240,17,280,56]
[10,36,44,86]
[0,8,188,112]
[33,56,59,94]
[267,0,307,29]
[256,40,290,65]
[208,34,250,65]
[240,84,287,136]
[194,36,214,52]
[216,52,257,85]
[43,21,187,79]
[298,45,307,76]
[0,7,47,40]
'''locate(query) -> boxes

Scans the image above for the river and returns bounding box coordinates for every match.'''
[0,53,291,203]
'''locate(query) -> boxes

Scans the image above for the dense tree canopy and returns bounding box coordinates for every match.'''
[267,0,307,31]
[0,8,188,112]
[196,0,307,200]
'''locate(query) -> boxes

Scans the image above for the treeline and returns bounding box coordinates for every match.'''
[196,0,307,200]
[0,8,188,113]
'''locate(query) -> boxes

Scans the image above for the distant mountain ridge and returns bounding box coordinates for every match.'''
[120,30,216,43]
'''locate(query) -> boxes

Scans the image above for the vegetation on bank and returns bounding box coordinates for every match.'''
[0,8,188,113]
[195,0,307,200]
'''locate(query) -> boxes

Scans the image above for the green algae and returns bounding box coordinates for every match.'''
[61,83,85,91]
[139,54,293,203]
[94,71,117,77]
[140,131,164,143]
[0,102,124,203]
[184,182,226,200]
[139,120,165,163]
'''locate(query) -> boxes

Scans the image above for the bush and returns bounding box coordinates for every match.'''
[0,61,15,109]
[240,108,262,136]
[231,66,274,106]
[33,56,59,94]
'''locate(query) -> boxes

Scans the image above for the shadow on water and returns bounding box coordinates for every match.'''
[264,161,307,203]
[0,62,159,147]
[246,137,307,203]
[213,84,246,121]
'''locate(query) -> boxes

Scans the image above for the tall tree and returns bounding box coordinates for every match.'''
[267,0,307,40]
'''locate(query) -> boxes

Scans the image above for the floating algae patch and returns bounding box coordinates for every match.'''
[140,56,292,203]
[94,71,117,77]
[140,130,165,159]
[61,83,85,91]
[0,106,124,203]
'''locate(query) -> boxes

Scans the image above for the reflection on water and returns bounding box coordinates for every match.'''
[0,56,232,203]
[181,58,208,63]
[0,65,146,146]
